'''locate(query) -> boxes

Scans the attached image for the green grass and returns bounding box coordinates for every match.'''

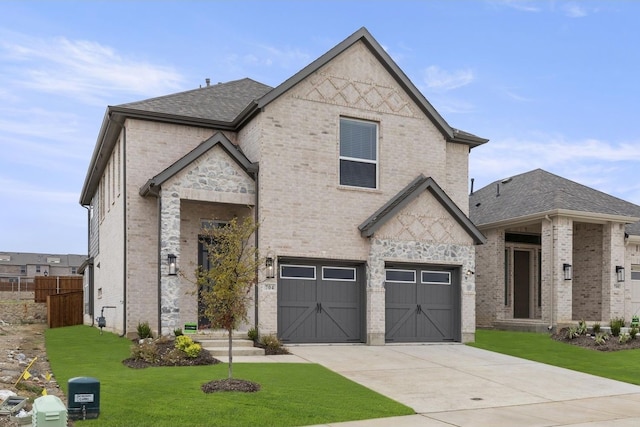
[469,329,640,385]
[45,326,413,427]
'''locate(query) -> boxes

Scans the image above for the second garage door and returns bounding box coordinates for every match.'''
[278,260,365,343]
[385,265,460,343]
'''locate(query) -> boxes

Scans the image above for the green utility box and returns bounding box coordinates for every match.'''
[67,377,100,420]
[184,322,197,334]
[32,395,67,427]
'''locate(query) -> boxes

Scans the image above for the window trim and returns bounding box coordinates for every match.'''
[280,264,317,280]
[421,270,451,285]
[339,117,379,189]
[385,268,416,283]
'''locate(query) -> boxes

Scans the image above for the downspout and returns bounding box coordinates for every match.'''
[82,204,94,326]
[109,115,128,337]
[157,196,162,336]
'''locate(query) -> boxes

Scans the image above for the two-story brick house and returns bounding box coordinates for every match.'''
[471,169,640,331]
[79,27,487,344]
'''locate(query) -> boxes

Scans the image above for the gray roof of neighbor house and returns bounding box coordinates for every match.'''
[0,252,86,267]
[469,169,640,234]
[80,27,488,206]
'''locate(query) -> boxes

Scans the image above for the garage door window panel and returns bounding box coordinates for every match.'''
[280,265,316,279]
[322,267,356,281]
[421,271,451,285]
[385,269,416,283]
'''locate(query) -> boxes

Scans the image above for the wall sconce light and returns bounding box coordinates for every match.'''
[266,255,274,279]
[466,270,475,276]
[168,254,177,276]
[563,263,572,281]
[616,265,625,282]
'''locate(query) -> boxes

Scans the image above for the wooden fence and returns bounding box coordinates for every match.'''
[35,276,83,302]
[0,278,35,292]
[47,291,83,328]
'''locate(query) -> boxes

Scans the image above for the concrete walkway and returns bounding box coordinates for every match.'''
[222,343,640,426]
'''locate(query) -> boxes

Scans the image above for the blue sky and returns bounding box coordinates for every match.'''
[1,0,639,255]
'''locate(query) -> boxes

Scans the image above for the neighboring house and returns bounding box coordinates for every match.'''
[79,27,487,344]
[470,169,640,331]
[0,252,86,278]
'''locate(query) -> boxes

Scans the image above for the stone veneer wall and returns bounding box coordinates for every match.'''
[158,145,256,335]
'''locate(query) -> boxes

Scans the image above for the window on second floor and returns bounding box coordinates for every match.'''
[339,118,378,189]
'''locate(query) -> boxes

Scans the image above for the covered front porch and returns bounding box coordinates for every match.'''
[477,215,627,331]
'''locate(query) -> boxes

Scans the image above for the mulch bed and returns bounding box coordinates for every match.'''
[122,339,220,369]
[552,328,640,351]
[201,378,261,393]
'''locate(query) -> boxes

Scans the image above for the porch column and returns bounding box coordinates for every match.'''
[602,222,626,321]
[541,216,573,328]
[159,189,181,335]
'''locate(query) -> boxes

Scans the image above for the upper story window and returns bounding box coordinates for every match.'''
[339,118,378,189]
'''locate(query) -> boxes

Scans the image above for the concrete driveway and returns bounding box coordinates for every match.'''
[285,344,640,427]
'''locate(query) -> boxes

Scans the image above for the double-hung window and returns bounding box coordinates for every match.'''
[339,118,378,189]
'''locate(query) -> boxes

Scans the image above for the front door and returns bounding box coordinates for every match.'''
[197,237,213,329]
[514,250,530,318]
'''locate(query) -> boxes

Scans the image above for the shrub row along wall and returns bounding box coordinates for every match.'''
[0,300,47,324]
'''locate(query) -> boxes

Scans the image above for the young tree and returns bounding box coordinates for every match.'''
[196,216,260,379]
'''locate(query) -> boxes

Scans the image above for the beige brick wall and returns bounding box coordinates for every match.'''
[572,223,603,320]
[475,228,504,327]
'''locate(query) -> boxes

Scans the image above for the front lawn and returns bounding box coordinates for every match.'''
[45,326,413,427]
[469,329,640,385]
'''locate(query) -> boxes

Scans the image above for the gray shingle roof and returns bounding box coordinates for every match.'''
[117,78,272,123]
[470,169,640,232]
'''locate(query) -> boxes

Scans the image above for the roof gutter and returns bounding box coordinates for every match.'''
[475,209,640,230]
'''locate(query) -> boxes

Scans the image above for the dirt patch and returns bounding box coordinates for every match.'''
[0,322,65,427]
[552,328,640,351]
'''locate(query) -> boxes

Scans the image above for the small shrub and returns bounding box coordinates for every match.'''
[130,341,159,363]
[260,333,288,354]
[619,333,632,344]
[173,328,183,337]
[137,321,153,339]
[594,332,608,346]
[173,335,201,357]
[610,317,625,337]
[175,335,194,351]
[247,327,258,341]
[630,327,639,339]
[184,343,202,358]
[592,323,601,334]
[577,320,588,335]
[566,327,579,340]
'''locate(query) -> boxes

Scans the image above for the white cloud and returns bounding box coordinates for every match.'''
[470,134,640,203]
[424,66,474,92]
[0,176,79,204]
[489,0,541,13]
[563,3,588,18]
[0,31,185,105]
[256,43,312,69]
